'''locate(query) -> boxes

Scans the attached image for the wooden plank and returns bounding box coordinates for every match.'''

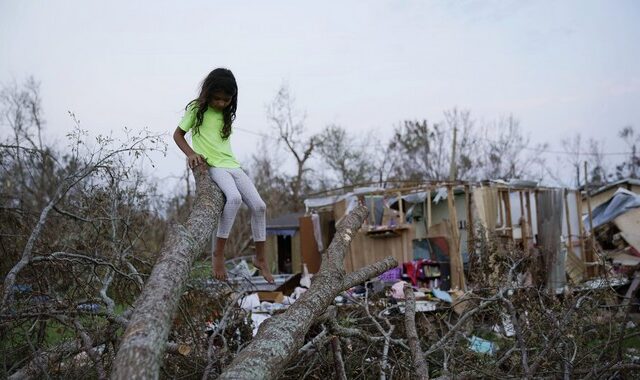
[564,189,585,282]
[520,191,529,255]
[465,184,474,256]
[525,190,533,241]
[583,162,597,277]
[427,187,432,228]
[298,216,321,273]
[504,189,514,243]
[397,191,404,224]
[575,189,589,276]
[564,189,574,254]
[497,189,504,231]
[447,185,465,290]
[566,250,586,283]
[292,232,302,274]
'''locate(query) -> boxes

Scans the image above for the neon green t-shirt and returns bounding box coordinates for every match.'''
[178,104,241,168]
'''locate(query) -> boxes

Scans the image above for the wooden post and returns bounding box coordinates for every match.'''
[447,185,465,290]
[449,127,458,181]
[427,187,432,228]
[584,161,597,276]
[525,190,533,238]
[520,191,529,255]
[497,189,504,231]
[465,184,474,256]
[397,191,407,263]
[504,189,514,243]
[564,189,574,255]
[397,191,404,225]
[576,190,587,272]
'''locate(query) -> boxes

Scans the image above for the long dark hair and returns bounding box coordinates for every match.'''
[186,68,238,139]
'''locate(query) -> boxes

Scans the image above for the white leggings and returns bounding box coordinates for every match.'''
[209,167,266,242]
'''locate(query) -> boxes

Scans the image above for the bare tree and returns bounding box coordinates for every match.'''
[386,108,481,181]
[247,139,290,215]
[315,124,376,188]
[616,125,639,179]
[266,84,317,211]
[1,79,169,379]
[482,115,547,181]
[557,133,611,188]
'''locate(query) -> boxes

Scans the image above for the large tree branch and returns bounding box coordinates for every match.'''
[111,165,224,380]
[404,286,429,380]
[218,205,398,380]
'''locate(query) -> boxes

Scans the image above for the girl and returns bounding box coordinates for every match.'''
[173,68,274,283]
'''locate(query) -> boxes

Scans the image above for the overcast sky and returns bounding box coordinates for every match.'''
[1,0,638,190]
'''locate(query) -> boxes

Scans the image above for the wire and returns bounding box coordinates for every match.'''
[519,146,631,156]
[234,125,634,156]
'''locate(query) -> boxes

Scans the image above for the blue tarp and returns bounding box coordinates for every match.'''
[586,188,640,231]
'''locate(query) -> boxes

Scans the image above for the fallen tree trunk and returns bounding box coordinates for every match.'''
[111,165,223,380]
[404,286,429,380]
[218,205,397,379]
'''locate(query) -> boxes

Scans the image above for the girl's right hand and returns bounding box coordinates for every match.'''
[188,153,206,169]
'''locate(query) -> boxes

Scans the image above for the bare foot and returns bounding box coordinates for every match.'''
[212,254,227,281]
[252,256,274,284]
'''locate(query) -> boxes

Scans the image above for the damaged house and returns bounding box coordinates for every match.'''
[296,178,640,292]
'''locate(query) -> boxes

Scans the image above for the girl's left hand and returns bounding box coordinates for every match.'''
[188,153,206,169]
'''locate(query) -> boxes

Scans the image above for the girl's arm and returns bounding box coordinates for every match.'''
[173,127,206,168]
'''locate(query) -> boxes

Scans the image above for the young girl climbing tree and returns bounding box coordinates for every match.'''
[173,68,274,283]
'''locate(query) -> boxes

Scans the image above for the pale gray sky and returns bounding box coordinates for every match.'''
[1,0,639,190]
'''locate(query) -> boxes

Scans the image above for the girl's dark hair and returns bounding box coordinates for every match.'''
[186,68,238,139]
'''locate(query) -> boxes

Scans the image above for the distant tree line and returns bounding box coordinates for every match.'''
[257,83,638,212]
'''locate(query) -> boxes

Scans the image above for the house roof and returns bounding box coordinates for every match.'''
[266,212,305,229]
[589,178,640,197]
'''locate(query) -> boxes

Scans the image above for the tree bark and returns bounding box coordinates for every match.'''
[330,335,348,380]
[218,205,397,379]
[111,165,224,380]
[404,286,429,380]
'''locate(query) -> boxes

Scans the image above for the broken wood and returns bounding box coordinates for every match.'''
[576,187,589,277]
[330,336,347,380]
[564,189,585,282]
[525,190,533,246]
[427,186,432,228]
[465,184,474,257]
[446,185,465,290]
[111,165,224,380]
[584,161,597,277]
[504,189,514,243]
[518,191,530,255]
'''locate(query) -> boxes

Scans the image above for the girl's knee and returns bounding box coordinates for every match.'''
[225,195,242,206]
[251,200,266,214]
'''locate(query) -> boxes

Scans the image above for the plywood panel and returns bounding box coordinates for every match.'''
[344,224,416,273]
[299,216,321,273]
[266,235,278,274]
[292,232,301,274]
